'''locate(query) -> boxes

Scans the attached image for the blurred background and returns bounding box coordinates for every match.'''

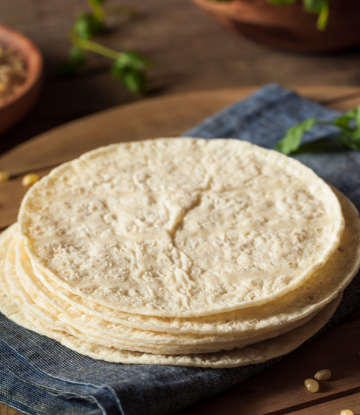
[1,0,360,155]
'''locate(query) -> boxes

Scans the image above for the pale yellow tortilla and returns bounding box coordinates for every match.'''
[0,265,342,367]
[1,226,318,354]
[18,138,344,317]
[10,189,359,342]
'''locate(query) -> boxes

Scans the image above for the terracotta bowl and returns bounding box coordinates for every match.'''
[0,24,43,136]
[191,0,360,52]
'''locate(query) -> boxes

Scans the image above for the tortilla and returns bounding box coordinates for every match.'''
[18,138,344,317]
[0,226,342,367]
[0,227,318,354]
[11,189,359,339]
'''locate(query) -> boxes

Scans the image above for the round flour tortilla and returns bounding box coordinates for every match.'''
[0,224,346,366]
[0,272,342,367]
[18,139,344,317]
[13,189,360,337]
[1,226,319,354]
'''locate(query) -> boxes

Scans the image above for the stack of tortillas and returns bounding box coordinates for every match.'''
[1,138,360,367]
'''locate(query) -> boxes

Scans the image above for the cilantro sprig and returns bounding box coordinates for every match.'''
[58,0,152,95]
[275,106,360,155]
[210,0,331,30]
[267,0,331,30]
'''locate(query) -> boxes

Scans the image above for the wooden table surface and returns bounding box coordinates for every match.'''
[1,0,360,156]
[2,1,360,413]
[1,86,360,415]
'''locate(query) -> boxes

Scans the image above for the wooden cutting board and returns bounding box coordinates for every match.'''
[1,86,360,415]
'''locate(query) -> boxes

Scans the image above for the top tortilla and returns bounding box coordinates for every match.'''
[18,138,344,317]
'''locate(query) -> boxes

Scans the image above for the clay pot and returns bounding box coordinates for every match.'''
[191,0,360,52]
[0,24,43,136]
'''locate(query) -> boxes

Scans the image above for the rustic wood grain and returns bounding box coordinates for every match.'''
[0,87,255,177]
[1,0,360,413]
[0,407,19,415]
[288,392,360,414]
[1,0,360,156]
[179,308,360,415]
[2,85,359,178]
[0,86,359,230]
[0,167,51,229]
[1,86,360,415]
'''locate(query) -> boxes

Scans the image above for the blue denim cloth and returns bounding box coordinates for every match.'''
[1,84,360,415]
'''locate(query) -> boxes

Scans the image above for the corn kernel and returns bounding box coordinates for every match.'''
[304,378,319,392]
[22,173,39,187]
[0,171,9,182]
[314,369,331,381]
[340,410,354,415]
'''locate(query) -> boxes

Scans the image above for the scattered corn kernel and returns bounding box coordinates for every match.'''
[0,171,9,182]
[314,369,331,381]
[304,378,319,392]
[22,173,39,187]
[340,410,354,415]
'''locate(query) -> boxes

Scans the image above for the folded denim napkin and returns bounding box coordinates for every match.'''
[1,83,360,415]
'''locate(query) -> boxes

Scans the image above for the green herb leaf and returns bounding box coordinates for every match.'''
[303,0,325,13]
[121,67,145,95]
[275,104,360,156]
[74,14,103,40]
[353,107,360,128]
[341,126,360,150]
[111,52,151,93]
[275,118,316,155]
[89,0,105,6]
[210,0,331,30]
[316,3,329,30]
[115,52,153,70]
[111,59,126,79]
[334,106,360,129]
[63,3,151,95]
[88,0,105,21]
[303,0,330,29]
[334,114,352,130]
